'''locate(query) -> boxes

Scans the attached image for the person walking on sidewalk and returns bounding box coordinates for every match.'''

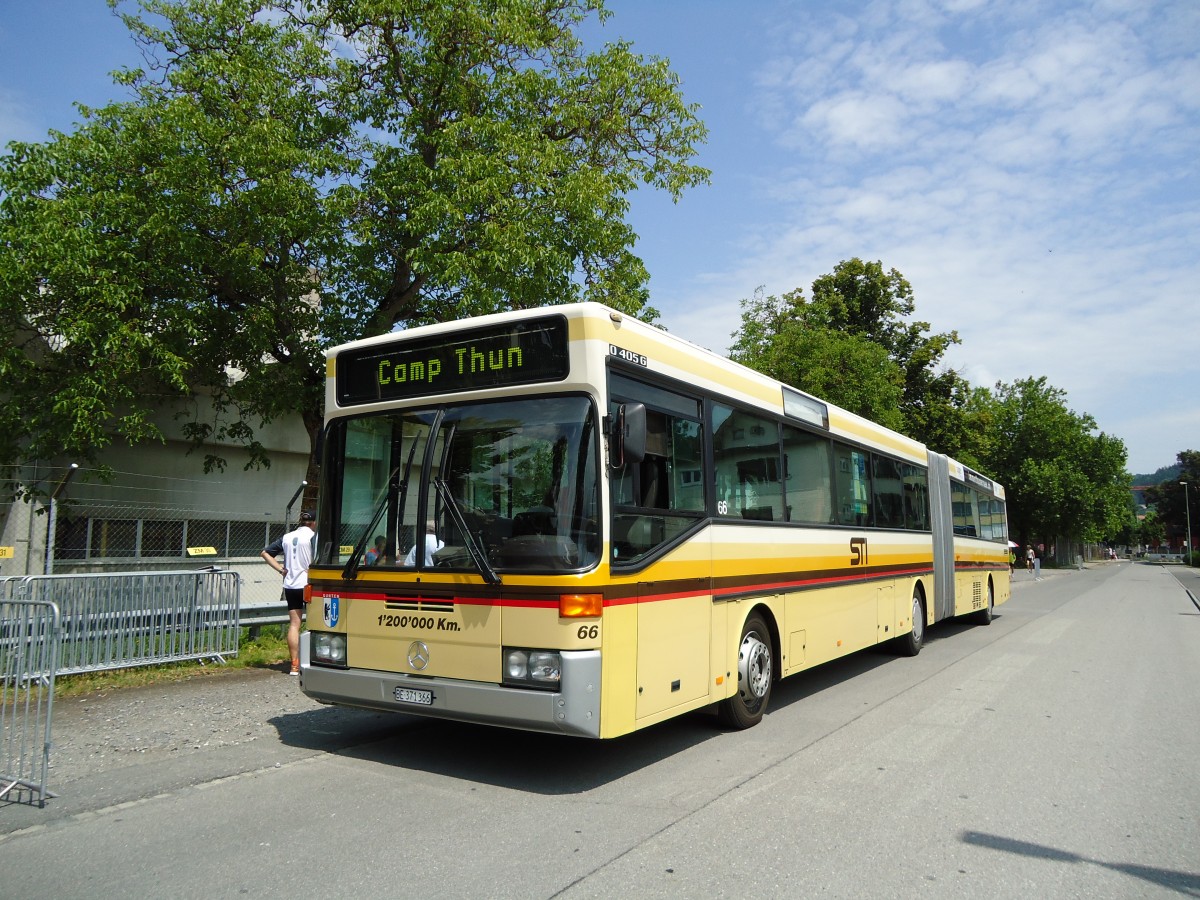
[260,510,316,675]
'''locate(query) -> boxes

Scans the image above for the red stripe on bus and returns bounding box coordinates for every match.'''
[310,562,991,609]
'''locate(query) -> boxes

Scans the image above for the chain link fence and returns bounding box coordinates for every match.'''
[1,465,311,608]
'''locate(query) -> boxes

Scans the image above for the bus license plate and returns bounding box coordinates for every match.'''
[394,687,433,706]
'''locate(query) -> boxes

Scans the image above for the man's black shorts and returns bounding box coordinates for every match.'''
[282,587,306,611]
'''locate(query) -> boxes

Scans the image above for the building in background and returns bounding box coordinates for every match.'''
[0,402,311,604]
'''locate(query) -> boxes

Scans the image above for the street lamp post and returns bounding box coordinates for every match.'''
[1181,482,1193,567]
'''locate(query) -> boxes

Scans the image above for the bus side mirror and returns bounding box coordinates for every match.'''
[611,402,646,468]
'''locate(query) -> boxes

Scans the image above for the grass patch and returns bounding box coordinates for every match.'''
[51,625,297,699]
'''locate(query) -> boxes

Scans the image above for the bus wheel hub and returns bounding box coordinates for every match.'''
[738,632,771,701]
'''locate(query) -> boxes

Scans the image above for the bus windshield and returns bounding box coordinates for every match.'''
[318,395,600,574]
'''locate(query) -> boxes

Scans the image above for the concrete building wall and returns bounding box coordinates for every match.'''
[0,399,312,583]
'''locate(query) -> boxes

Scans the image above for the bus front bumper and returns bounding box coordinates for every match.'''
[298,639,602,739]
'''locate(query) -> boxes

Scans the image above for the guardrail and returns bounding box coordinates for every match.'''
[1143,553,1186,563]
[5,571,240,676]
[239,602,293,631]
[1,598,60,807]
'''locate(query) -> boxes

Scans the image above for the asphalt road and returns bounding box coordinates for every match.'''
[2,562,1197,899]
[1165,561,1200,610]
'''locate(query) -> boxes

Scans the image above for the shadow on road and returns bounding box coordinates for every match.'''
[267,616,994,795]
[963,830,1200,895]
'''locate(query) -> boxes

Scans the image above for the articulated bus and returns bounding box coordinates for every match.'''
[300,303,1010,738]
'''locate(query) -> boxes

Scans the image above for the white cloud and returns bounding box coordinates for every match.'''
[797,91,910,149]
[646,0,1200,473]
[890,59,973,103]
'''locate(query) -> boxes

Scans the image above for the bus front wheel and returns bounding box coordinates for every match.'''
[718,613,773,729]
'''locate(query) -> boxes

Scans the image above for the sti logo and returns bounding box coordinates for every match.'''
[323,594,340,628]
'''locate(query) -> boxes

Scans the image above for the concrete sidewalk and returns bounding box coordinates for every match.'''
[1,664,394,834]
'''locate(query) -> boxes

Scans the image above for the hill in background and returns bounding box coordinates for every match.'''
[1132,463,1180,486]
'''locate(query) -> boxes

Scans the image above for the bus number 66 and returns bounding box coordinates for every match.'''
[577,624,600,640]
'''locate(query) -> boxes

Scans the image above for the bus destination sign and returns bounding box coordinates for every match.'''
[336,315,570,406]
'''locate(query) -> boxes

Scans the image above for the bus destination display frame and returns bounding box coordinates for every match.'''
[336,315,570,406]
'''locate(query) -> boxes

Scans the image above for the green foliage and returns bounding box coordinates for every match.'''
[1143,450,1200,547]
[975,377,1131,545]
[729,259,971,453]
[0,0,709,490]
[1136,508,1165,548]
[729,286,904,430]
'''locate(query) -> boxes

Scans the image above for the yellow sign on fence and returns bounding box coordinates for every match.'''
[0,546,14,559]
[186,546,218,557]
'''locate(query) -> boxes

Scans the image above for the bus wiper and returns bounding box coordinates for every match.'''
[342,469,402,581]
[434,478,501,586]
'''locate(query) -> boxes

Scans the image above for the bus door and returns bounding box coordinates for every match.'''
[608,371,710,720]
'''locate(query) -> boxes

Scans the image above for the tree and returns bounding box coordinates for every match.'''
[978,377,1130,555]
[1,1,347,489]
[728,259,971,453]
[729,286,905,431]
[1143,449,1200,548]
[0,0,709,494]
[1136,508,1165,550]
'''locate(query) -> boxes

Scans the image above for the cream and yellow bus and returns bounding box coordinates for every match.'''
[300,303,1010,737]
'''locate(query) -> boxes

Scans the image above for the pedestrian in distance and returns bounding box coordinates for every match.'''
[260,510,316,676]
[1026,545,1035,573]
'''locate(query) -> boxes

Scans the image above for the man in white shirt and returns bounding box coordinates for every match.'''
[404,520,445,566]
[260,510,316,675]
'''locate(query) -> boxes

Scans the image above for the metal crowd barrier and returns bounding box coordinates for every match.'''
[1,598,61,807]
[8,570,241,676]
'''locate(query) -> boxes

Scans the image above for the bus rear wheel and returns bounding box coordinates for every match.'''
[718,613,773,729]
[895,591,925,657]
[973,580,995,625]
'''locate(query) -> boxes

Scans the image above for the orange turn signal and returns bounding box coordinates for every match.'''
[559,593,603,618]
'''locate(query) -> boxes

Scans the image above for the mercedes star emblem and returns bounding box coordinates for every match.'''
[407,640,430,671]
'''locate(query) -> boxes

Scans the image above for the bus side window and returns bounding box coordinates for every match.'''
[872,455,905,528]
[608,382,704,565]
[639,456,668,508]
[713,404,783,520]
[902,463,930,531]
[612,461,636,506]
[951,481,979,537]
[783,425,833,524]
[834,444,872,527]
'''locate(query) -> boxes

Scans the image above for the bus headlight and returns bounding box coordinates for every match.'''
[505,649,528,680]
[313,632,347,666]
[503,647,561,688]
[528,651,561,684]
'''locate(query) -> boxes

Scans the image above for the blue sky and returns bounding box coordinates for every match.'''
[2,1,1197,476]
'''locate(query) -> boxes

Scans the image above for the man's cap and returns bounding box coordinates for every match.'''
[300,510,315,522]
